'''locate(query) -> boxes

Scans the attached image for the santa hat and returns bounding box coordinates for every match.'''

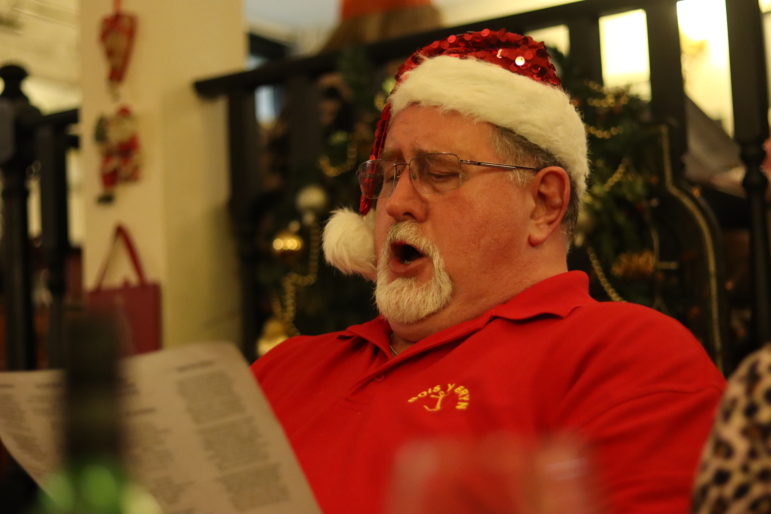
[323,29,588,280]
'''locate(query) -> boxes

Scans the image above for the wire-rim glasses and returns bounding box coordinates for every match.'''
[357,152,539,200]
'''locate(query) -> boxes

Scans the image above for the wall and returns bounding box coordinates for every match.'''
[79,0,245,347]
[0,0,80,113]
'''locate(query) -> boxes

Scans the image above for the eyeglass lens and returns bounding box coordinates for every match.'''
[359,154,464,199]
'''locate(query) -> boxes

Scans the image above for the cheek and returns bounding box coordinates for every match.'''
[432,207,488,268]
[436,199,525,271]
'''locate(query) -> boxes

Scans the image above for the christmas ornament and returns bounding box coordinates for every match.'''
[262,220,322,350]
[296,184,329,225]
[94,106,141,203]
[100,0,137,93]
[271,228,304,259]
[611,250,656,279]
[257,317,291,356]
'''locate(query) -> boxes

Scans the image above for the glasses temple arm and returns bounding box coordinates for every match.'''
[459,159,538,171]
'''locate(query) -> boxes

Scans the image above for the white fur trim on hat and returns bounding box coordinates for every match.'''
[323,208,376,280]
[389,55,588,198]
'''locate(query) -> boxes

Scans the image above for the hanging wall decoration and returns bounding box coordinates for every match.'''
[100,0,137,93]
[94,106,142,203]
[95,0,141,203]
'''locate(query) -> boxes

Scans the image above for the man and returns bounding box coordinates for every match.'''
[252,30,724,513]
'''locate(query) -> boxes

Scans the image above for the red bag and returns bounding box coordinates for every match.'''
[87,224,161,354]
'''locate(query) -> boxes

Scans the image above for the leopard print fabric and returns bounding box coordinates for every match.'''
[693,345,771,513]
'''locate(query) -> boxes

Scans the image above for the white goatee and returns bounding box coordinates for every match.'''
[375,221,453,324]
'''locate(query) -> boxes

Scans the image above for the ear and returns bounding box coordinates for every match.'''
[527,166,570,247]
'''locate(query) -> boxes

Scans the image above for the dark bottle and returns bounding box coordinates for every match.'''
[34,310,160,514]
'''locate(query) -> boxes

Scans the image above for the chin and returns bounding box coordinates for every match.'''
[374,220,455,336]
[375,271,452,326]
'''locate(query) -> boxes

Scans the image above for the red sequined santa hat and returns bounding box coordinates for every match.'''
[323,29,588,279]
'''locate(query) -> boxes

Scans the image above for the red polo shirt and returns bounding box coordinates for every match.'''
[251,271,724,513]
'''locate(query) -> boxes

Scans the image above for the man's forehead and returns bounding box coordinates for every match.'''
[388,103,486,129]
[380,105,491,159]
[380,145,435,160]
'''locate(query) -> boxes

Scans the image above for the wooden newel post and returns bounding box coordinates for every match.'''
[726,0,771,350]
[0,64,41,372]
[0,62,42,513]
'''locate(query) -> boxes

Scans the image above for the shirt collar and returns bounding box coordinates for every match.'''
[488,270,594,321]
[344,271,593,348]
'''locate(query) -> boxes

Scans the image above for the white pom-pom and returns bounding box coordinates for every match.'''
[323,208,376,280]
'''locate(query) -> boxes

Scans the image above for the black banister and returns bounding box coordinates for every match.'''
[226,89,263,362]
[568,15,603,85]
[287,75,322,172]
[194,0,672,96]
[0,64,40,372]
[37,108,78,368]
[645,0,687,172]
[726,0,771,349]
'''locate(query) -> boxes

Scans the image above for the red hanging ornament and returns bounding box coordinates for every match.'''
[94,106,142,203]
[100,0,137,90]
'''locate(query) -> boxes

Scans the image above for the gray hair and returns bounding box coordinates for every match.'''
[490,126,580,239]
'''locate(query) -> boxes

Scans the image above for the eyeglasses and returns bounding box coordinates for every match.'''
[357,152,538,200]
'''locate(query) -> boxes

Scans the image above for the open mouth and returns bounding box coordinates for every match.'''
[391,242,426,264]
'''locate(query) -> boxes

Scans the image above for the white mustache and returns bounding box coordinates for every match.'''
[385,222,438,260]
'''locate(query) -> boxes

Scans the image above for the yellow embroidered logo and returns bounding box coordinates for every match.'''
[407,383,470,412]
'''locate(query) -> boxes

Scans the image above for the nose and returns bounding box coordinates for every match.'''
[383,166,428,222]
